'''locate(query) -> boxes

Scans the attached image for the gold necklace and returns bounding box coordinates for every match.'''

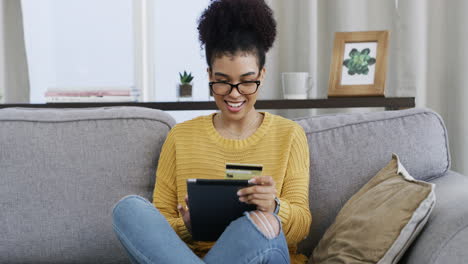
[216,113,261,139]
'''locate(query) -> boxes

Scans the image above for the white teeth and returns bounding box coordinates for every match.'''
[227,101,244,108]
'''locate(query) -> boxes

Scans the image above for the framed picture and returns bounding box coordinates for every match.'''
[328,30,389,97]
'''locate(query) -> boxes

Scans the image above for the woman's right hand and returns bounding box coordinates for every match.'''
[177,195,191,234]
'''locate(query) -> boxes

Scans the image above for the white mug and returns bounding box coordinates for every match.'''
[281,72,313,99]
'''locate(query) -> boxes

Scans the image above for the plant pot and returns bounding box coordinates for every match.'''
[178,83,193,100]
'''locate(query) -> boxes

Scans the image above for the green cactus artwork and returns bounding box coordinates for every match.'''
[343,48,376,75]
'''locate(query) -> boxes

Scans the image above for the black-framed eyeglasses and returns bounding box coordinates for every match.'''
[209,80,261,96]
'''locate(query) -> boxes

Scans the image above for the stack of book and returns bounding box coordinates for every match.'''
[45,87,140,102]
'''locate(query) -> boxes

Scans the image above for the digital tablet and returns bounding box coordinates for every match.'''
[187,178,257,241]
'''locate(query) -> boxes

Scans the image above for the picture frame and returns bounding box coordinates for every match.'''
[328,30,389,97]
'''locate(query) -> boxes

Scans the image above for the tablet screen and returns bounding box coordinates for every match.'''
[187,179,257,241]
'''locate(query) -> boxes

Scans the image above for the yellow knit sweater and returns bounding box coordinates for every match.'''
[153,112,311,264]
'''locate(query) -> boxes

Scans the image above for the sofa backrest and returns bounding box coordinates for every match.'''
[294,107,451,256]
[0,107,175,263]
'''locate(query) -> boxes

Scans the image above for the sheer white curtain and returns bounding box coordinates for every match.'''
[0,0,29,103]
[265,0,468,174]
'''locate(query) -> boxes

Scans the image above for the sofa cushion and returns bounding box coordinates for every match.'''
[400,170,468,264]
[0,106,175,263]
[294,108,450,256]
[311,153,435,264]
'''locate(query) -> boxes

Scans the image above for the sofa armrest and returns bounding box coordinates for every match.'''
[400,170,468,264]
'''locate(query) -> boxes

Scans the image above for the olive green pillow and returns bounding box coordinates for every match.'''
[312,153,436,264]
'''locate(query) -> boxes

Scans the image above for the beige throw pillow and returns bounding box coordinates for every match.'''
[312,153,436,264]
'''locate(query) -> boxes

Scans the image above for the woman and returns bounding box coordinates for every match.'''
[112,0,311,263]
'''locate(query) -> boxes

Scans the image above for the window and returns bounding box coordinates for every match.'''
[22,0,213,122]
[22,0,134,103]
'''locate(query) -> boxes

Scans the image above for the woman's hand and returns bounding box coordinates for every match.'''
[177,195,192,234]
[237,176,277,213]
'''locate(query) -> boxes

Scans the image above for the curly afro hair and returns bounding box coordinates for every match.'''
[197,0,277,70]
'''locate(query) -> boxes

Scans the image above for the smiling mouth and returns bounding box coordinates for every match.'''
[225,101,246,108]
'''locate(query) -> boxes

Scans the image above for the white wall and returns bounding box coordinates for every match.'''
[22,0,134,103]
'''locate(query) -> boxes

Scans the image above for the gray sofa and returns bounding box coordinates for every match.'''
[0,106,466,264]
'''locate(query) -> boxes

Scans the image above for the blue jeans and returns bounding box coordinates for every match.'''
[112,195,290,264]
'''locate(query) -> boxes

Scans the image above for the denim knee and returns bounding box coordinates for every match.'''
[112,194,151,218]
[243,211,284,240]
[218,212,289,263]
[246,211,281,239]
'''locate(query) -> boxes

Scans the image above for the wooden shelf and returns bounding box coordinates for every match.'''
[0,97,415,111]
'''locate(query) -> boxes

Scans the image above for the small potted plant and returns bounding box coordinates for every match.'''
[178,71,194,100]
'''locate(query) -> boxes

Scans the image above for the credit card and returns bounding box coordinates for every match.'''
[225,163,263,180]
